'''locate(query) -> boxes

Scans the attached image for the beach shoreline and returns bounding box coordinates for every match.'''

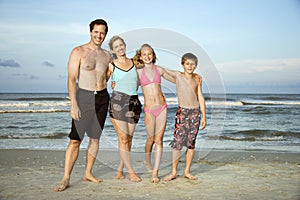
[0,148,299,200]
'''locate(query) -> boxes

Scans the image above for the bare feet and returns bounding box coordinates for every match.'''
[83,173,103,183]
[151,176,160,183]
[144,161,153,172]
[184,173,198,180]
[163,173,177,182]
[116,171,125,179]
[54,179,69,192]
[128,172,141,182]
[151,170,159,183]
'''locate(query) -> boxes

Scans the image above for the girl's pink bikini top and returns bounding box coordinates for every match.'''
[140,66,161,86]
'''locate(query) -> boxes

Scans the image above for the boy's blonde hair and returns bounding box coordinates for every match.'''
[181,53,198,66]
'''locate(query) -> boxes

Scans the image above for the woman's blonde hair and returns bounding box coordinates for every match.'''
[108,35,126,51]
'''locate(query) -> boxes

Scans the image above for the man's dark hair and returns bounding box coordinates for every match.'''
[89,19,108,33]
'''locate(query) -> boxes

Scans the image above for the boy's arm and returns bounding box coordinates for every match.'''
[196,75,206,130]
[157,66,178,83]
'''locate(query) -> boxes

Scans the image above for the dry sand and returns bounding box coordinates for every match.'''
[0,149,299,200]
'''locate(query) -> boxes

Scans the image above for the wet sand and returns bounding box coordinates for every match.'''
[0,149,299,200]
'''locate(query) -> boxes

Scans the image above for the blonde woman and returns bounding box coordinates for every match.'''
[107,36,142,182]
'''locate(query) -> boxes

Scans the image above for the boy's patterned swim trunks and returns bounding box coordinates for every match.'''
[170,107,201,150]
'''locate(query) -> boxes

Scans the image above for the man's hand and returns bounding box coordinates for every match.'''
[111,81,116,90]
[70,104,81,121]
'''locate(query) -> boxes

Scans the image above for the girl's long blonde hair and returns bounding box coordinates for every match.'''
[133,43,157,68]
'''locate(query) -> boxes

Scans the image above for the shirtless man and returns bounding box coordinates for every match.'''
[163,53,206,181]
[54,19,112,192]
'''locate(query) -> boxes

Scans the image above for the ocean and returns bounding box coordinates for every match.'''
[0,93,299,153]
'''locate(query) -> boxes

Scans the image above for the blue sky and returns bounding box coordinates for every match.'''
[0,0,299,93]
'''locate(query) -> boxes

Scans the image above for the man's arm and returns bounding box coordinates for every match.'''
[196,75,206,130]
[68,47,81,120]
[107,62,116,89]
[106,62,114,82]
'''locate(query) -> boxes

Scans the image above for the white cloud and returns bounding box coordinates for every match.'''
[215,58,300,90]
[216,58,300,74]
[0,22,87,36]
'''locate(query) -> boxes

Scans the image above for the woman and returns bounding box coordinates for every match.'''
[107,36,142,182]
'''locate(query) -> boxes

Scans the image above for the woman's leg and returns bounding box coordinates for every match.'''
[111,118,141,182]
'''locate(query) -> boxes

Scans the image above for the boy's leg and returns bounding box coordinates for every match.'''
[184,148,198,180]
[163,149,180,181]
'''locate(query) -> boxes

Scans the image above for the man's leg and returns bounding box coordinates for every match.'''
[83,138,102,182]
[54,139,81,192]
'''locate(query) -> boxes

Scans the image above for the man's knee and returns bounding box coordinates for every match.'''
[68,140,81,149]
[69,139,81,147]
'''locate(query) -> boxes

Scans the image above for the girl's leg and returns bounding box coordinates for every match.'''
[144,112,155,172]
[151,108,167,182]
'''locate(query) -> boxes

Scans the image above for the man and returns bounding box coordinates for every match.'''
[54,19,112,192]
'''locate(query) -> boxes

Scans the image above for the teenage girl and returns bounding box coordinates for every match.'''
[133,44,174,183]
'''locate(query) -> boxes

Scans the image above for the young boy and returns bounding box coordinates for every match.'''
[163,52,206,181]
